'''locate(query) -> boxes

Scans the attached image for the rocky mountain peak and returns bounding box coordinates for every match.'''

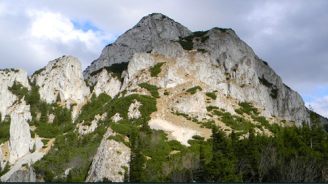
[117,13,191,43]
[83,13,191,77]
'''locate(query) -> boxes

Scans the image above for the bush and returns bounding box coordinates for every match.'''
[206,92,217,100]
[90,63,128,81]
[76,93,112,124]
[8,81,29,100]
[238,102,259,115]
[138,83,160,98]
[149,63,165,77]
[186,86,202,95]
[34,125,107,182]
[0,117,10,144]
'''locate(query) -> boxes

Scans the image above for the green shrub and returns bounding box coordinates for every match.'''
[76,93,111,124]
[206,106,220,112]
[0,118,10,144]
[149,63,165,77]
[138,83,160,98]
[34,125,107,182]
[8,81,29,100]
[237,102,259,115]
[186,86,202,95]
[178,31,209,51]
[90,63,128,80]
[206,92,217,100]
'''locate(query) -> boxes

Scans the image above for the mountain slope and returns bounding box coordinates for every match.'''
[1,13,328,182]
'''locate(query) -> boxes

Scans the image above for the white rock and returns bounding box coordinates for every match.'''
[34,138,44,151]
[172,92,207,118]
[128,100,142,120]
[111,113,123,123]
[77,113,106,135]
[1,152,44,182]
[48,114,55,124]
[0,148,3,170]
[86,128,130,182]
[93,69,121,98]
[0,69,30,121]
[31,56,90,118]
[78,120,98,135]
[8,99,32,164]
[149,118,198,146]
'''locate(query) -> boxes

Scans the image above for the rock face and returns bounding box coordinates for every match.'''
[92,69,121,98]
[86,128,130,182]
[0,148,3,170]
[84,13,191,77]
[1,152,44,182]
[8,99,32,164]
[0,69,30,121]
[31,56,90,112]
[171,92,207,119]
[128,100,142,120]
[6,166,36,182]
[103,22,311,125]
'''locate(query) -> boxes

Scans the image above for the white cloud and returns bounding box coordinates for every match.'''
[27,10,110,51]
[307,96,328,118]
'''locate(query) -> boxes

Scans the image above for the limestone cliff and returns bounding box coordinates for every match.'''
[0,69,30,121]
[31,55,90,118]
[86,128,130,182]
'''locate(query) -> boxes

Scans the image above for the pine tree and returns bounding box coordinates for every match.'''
[205,127,240,182]
[129,130,145,182]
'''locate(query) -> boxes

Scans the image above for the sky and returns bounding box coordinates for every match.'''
[0,0,327,117]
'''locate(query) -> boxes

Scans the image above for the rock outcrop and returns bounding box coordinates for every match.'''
[84,13,191,77]
[8,99,32,164]
[1,152,44,182]
[91,69,121,98]
[86,128,130,182]
[6,166,36,182]
[128,100,142,120]
[0,69,30,121]
[31,56,90,119]
[0,148,3,170]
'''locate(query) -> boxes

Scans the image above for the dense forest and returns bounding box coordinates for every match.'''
[130,112,328,182]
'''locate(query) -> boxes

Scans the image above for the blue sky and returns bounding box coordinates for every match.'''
[0,0,327,117]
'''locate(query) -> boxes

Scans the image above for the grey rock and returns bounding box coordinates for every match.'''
[6,166,36,182]
[83,13,191,78]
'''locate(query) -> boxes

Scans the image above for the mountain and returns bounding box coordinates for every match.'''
[0,13,328,182]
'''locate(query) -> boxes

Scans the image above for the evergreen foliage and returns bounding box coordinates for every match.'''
[0,115,10,144]
[186,86,202,94]
[149,62,165,77]
[138,83,160,98]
